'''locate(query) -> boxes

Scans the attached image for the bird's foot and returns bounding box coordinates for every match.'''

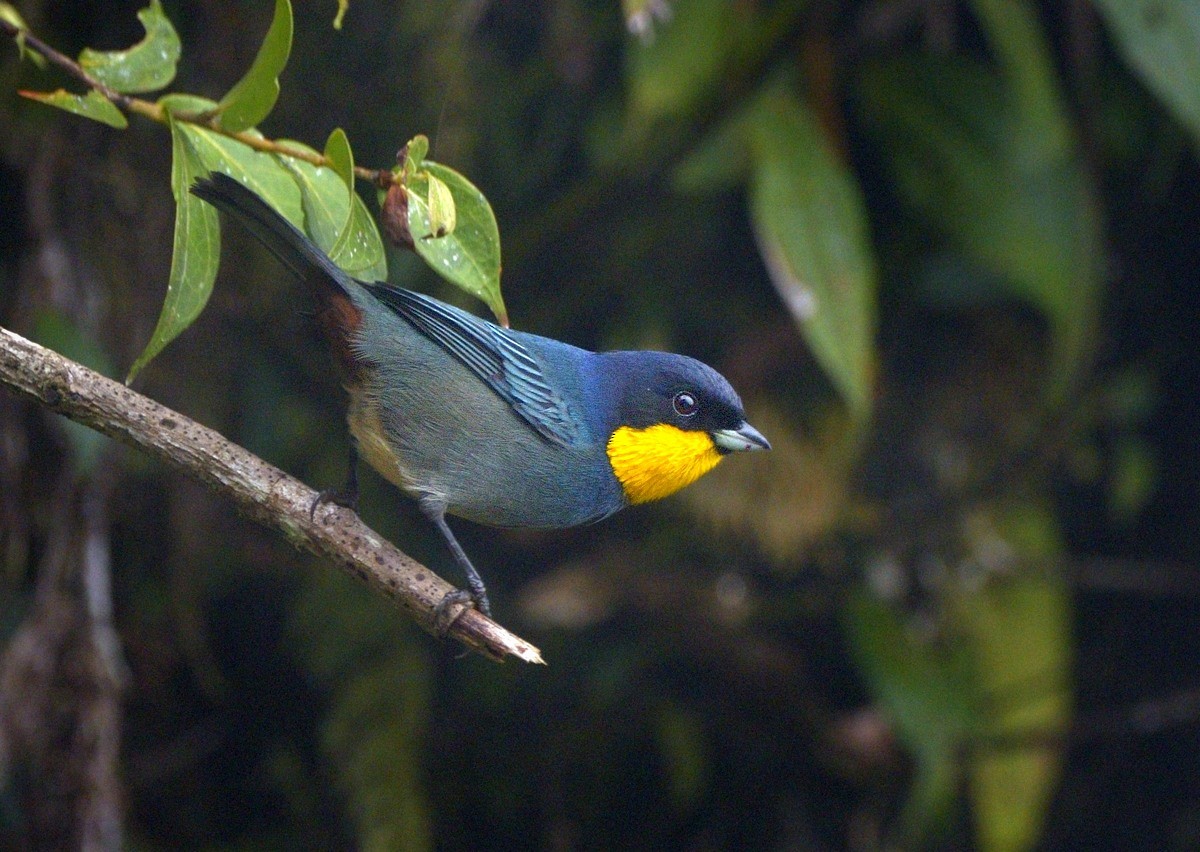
[309,486,359,521]
[433,589,476,637]
[433,585,493,637]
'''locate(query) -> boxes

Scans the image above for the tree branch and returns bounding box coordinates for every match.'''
[0,325,544,665]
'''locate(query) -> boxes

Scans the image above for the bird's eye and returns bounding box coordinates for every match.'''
[673,391,699,417]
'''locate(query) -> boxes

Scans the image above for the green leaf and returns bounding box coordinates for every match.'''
[78,0,180,94]
[859,56,1101,399]
[844,592,974,844]
[748,92,877,422]
[160,93,305,229]
[324,128,355,248]
[0,5,25,30]
[333,196,388,282]
[216,0,294,132]
[325,127,354,188]
[159,93,219,115]
[1093,0,1200,148]
[406,161,507,326]
[323,129,388,282]
[404,134,429,174]
[176,125,305,229]
[127,112,220,381]
[20,89,128,128]
[276,140,352,254]
[1,4,46,68]
[424,173,456,238]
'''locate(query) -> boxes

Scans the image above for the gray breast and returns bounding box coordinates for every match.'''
[352,301,623,529]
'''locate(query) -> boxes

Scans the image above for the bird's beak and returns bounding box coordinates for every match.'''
[711,422,771,453]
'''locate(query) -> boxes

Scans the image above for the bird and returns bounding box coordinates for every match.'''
[191,173,769,625]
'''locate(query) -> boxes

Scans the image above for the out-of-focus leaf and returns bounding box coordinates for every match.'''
[626,0,729,121]
[1102,368,1157,427]
[672,107,752,194]
[128,111,219,381]
[407,161,507,326]
[176,125,305,228]
[954,504,1071,852]
[31,310,114,472]
[19,89,127,128]
[1109,437,1157,524]
[844,592,974,844]
[323,129,388,282]
[1093,0,1200,147]
[276,140,351,254]
[1,4,46,68]
[323,663,433,852]
[78,0,180,94]
[847,499,1074,852]
[748,91,877,422]
[292,572,433,852]
[970,0,1070,158]
[217,0,293,132]
[858,56,1101,399]
[654,703,707,810]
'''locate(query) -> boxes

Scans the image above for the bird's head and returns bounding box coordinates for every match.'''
[598,351,769,505]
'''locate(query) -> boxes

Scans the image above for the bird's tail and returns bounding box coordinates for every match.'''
[191,173,366,377]
[191,173,356,295]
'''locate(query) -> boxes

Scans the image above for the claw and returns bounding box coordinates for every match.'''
[309,486,358,521]
[310,442,361,521]
[433,589,475,637]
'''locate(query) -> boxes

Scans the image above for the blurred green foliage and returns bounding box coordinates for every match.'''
[2,0,1199,849]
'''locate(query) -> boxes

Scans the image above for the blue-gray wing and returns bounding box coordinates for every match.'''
[362,283,583,447]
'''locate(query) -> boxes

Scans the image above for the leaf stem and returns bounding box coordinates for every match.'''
[1,16,388,185]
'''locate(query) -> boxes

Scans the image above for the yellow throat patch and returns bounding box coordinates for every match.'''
[606,424,723,505]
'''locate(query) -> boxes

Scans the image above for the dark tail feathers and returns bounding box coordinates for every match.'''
[190,173,352,296]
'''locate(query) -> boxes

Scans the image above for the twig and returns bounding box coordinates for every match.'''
[0,17,389,185]
[0,325,545,664]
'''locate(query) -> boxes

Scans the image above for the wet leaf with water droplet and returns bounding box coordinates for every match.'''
[424,173,456,239]
[406,162,506,326]
[20,89,128,127]
[323,128,388,282]
[128,110,219,381]
[78,0,180,94]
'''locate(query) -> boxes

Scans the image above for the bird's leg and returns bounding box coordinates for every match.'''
[310,439,361,519]
[433,513,492,616]
[419,496,492,631]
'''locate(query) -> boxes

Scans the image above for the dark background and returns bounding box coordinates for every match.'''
[2,0,1199,849]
